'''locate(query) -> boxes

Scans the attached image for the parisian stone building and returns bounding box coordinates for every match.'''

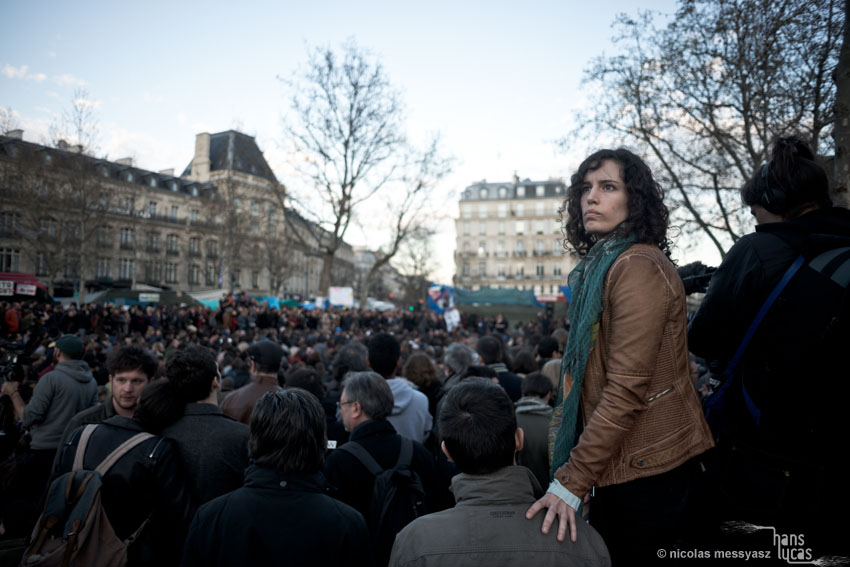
[454,177,579,301]
[0,129,353,298]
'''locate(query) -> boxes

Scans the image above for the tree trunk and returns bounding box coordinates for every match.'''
[319,252,333,297]
[834,0,850,208]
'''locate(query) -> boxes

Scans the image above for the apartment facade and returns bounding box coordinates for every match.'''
[0,129,353,299]
[454,177,579,301]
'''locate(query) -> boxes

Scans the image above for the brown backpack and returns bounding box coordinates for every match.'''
[20,424,154,567]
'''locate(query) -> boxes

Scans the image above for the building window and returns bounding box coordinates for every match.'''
[146,232,160,252]
[536,240,544,254]
[0,248,20,272]
[35,253,48,276]
[0,212,21,236]
[498,222,506,235]
[190,209,199,222]
[251,271,259,289]
[189,264,201,285]
[535,220,545,234]
[462,222,470,236]
[170,205,178,220]
[497,204,507,218]
[515,221,526,235]
[189,237,201,256]
[144,261,162,283]
[477,241,487,257]
[497,265,506,277]
[498,186,508,198]
[63,256,80,278]
[40,218,57,239]
[205,262,216,286]
[96,258,110,278]
[124,197,134,213]
[462,262,470,277]
[231,269,241,287]
[206,240,218,258]
[478,203,487,218]
[96,225,112,247]
[119,227,135,250]
[165,263,178,284]
[516,240,525,255]
[515,203,525,217]
[478,262,486,276]
[166,234,179,255]
[554,240,562,255]
[536,202,545,216]
[554,265,562,276]
[478,222,487,236]
[251,223,260,236]
[516,264,524,277]
[171,181,179,192]
[149,201,157,217]
[516,185,525,197]
[479,188,488,199]
[462,206,472,219]
[191,186,198,197]
[118,258,134,280]
[536,185,545,197]
[536,263,544,276]
[251,202,259,216]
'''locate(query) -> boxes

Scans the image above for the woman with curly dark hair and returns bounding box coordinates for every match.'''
[526,148,713,564]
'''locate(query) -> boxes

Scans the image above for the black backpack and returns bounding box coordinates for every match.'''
[339,437,427,566]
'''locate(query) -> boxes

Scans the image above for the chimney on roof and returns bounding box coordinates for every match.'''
[189,132,211,182]
[158,168,175,176]
[57,139,70,150]
[115,157,134,166]
[5,129,23,140]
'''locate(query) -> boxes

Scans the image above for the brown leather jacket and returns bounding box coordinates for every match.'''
[554,244,713,498]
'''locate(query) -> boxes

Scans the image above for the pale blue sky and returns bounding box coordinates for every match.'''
[1,0,684,283]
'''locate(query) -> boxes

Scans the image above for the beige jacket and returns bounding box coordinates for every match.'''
[554,244,713,498]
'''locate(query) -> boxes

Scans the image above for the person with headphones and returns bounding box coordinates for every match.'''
[688,136,850,558]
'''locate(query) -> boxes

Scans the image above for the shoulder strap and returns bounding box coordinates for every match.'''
[338,441,384,476]
[394,437,413,469]
[724,254,806,377]
[72,424,99,471]
[95,432,156,476]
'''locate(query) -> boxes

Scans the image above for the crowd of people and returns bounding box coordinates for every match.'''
[0,135,846,566]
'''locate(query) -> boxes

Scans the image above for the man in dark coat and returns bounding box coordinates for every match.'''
[182,389,371,567]
[161,345,249,505]
[323,371,448,566]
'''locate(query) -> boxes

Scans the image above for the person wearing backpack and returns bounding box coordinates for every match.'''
[49,379,193,566]
[688,136,850,558]
[323,371,448,567]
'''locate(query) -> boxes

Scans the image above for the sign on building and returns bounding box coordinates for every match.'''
[16,284,36,296]
[0,281,14,296]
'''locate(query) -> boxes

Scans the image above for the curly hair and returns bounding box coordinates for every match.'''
[561,148,670,257]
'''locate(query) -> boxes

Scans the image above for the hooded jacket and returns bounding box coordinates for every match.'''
[23,359,98,450]
[386,377,432,444]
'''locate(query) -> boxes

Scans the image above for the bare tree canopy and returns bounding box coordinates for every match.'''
[567,0,845,259]
[834,0,850,202]
[282,39,406,292]
[357,134,454,306]
[49,88,100,156]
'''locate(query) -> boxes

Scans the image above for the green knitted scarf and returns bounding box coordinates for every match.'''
[549,232,636,479]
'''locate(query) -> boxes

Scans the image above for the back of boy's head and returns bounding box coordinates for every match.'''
[438,378,516,474]
[367,333,400,379]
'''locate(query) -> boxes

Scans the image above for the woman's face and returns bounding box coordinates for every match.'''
[580,159,630,239]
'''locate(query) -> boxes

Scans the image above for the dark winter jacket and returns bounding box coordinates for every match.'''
[57,416,194,567]
[161,402,250,505]
[181,465,372,567]
[323,419,449,520]
[689,207,850,457]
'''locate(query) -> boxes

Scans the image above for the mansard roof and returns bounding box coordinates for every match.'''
[182,130,278,183]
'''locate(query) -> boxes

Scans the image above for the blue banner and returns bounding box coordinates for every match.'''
[427,283,455,314]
